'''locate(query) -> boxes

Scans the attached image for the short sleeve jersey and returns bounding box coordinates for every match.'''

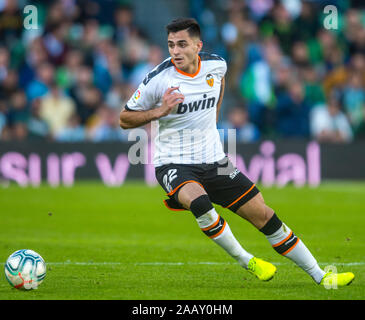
[125,52,227,167]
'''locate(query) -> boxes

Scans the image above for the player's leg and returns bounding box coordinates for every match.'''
[201,158,276,280]
[235,193,355,286]
[235,193,325,283]
[155,163,257,274]
[177,182,257,273]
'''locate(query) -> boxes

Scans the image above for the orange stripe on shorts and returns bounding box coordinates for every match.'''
[167,180,205,196]
[224,184,256,208]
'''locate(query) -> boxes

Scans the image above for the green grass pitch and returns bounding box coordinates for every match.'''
[0,181,364,300]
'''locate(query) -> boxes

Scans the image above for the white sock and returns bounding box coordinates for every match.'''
[266,223,325,283]
[196,208,253,269]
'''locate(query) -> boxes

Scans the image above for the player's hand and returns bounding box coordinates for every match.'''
[158,87,185,118]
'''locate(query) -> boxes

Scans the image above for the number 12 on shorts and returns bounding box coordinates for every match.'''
[163,169,178,192]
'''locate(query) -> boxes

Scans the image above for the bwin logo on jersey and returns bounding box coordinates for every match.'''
[177,96,216,114]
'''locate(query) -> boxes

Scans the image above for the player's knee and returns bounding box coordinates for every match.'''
[189,194,213,218]
[177,182,206,209]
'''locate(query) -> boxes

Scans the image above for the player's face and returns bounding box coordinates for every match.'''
[167,30,202,73]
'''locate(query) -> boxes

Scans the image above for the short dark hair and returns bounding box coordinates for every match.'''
[166,18,201,39]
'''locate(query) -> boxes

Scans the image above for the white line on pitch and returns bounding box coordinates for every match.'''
[46,261,365,266]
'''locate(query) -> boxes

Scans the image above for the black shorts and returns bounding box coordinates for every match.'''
[155,157,260,213]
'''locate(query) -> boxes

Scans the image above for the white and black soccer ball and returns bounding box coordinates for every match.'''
[4,249,46,290]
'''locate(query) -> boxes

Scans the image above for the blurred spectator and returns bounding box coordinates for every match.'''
[240,38,279,130]
[55,49,84,90]
[26,62,54,101]
[315,29,344,73]
[88,105,126,142]
[75,0,103,23]
[281,0,302,19]
[44,0,70,27]
[93,40,124,94]
[246,0,274,22]
[129,45,163,89]
[342,71,365,134]
[18,37,49,89]
[1,69,19,98]
[39,83,76,136]
[12,122,28,141]
[221,10,247,90]
[113,4,149,72]
[105,82,131,110]
[276,80,312,138]
[0,0,23,47]
[72,83,102,126]
[291,41,310,69]
[0,1,365,143]
[310,96,353,143]
[0,47,10,84]
[69,64,94,96]
[113,4,136,44]
[323,53,365,97]
[292,1,321,42]
[272,60,292,97]
[348,25,365,57]
[302,64,326,106]
[0,99,8,139]
[68,64,103,125]
[42,22,69,66]
[55,114,86,142]
[7,89,29,127]
[260,2,296,55]
[344,8,363,55]
[0,47,20,99]
[219,106,260,143]
[27,98,50,140]
[78,19,102,54]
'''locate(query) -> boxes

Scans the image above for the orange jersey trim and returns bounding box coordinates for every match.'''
[224,184,256,209]
[171,56,201,78]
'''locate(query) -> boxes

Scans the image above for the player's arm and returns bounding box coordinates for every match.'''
[119,108,161,129]
[216,77,225,123]
[119,87,184,129]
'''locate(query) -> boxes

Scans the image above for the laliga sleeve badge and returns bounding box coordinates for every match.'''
[206,74,214,87]
[133,89,141,102]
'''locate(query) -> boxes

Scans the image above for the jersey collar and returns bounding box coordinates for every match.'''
[171,56,201,78]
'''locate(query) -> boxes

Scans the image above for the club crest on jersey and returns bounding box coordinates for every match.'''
[206,74,214,87]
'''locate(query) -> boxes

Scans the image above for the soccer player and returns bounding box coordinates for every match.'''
[119,18,354,287]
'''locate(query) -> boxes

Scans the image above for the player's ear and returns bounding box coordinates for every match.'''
[197,40,203,53]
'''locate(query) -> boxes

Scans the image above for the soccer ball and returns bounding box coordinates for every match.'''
[4,249,46,290]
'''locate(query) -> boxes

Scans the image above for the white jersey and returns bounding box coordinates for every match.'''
[125,52,227,167]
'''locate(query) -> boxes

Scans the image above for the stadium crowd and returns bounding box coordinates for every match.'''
[0,0,364,143]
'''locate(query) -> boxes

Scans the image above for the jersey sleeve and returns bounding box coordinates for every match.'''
[125,81,157,111]
[217,58,227,80]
